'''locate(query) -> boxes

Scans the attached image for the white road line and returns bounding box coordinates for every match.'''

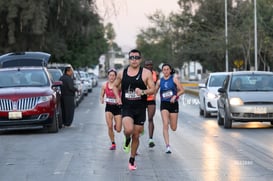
[54,152,73,175]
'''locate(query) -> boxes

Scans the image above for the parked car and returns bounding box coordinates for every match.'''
[89,72,98,87]
[217,71,273,128]
[47,63,73,73]
[0,52,63,133]
[78,70,92,94]
[48,63,83,107]
[73,70,84,106]
[47,68,63,122]
[47,68,63,81]
[0,52,50,68]
[199,72,229,117]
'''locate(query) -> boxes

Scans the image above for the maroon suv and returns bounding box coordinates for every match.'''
[0,52,62,133]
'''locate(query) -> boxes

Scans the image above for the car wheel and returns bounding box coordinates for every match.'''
[203,104,210,118]
[217,111,224,126]
[224,109,232,129]
[57,104,63,129]
[47,111,59,133]
[199,107,204,116]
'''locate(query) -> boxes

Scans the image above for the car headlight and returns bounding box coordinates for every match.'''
[229,97,244,106]
[207,92,218,99]
[38,96,52,103]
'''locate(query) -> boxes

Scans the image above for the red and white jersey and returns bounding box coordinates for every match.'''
[105,82,120,104]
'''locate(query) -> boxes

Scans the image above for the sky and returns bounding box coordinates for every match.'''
[95,0,180,52]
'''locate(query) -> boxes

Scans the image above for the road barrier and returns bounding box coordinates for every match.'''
[181,82,199,96]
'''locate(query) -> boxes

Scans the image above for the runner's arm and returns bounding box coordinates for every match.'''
[145,69,155,95]
[100,82,106,104]
[173,76,184,97]
[112,71,122,104]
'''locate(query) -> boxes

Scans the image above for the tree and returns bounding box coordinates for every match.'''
[105,22,116,47]
[137,0,273,72]
[136,10,179,68]
[0,0,109,67]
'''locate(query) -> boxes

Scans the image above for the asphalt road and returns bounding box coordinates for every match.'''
[0,81,273,181]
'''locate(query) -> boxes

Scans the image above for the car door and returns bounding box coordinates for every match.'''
[199,77,209,110]
[217,75,230,116]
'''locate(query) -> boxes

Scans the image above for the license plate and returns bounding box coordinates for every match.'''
[253,107,266,114]
[8,112,22,119]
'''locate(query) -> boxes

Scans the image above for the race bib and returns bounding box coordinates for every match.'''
[105,97,117,104]
[162,90,173,98]
[125,91,141,100]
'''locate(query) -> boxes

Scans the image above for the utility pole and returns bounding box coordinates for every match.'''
[225,0,229,72]
[254,0,258,70]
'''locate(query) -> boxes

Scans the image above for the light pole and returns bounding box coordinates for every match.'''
[254,0,258,70]
[225,0,229,72]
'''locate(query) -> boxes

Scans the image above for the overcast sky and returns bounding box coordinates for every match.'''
[96,0,180,52]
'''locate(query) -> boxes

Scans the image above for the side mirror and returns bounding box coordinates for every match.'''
[218,87,226,93]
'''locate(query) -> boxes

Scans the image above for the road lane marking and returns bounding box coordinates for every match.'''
[54,152,73,175]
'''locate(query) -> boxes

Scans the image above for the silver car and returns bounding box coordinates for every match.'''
[217,71,273,128]
[199,72,229,117]
[78,70,92,94]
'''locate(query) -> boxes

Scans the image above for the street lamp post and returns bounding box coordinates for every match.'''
[254,0,258,70]
[225,0,229,72]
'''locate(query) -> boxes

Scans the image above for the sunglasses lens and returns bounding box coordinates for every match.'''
[129,56,141,60]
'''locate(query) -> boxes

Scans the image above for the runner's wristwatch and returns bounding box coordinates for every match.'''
[141,90,146,96]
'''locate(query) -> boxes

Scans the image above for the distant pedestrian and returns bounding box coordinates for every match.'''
[59,66,78,127]
[100,68,122,150]
[155,63,184,153]
[144,60,158,148]
[112,49,155,170]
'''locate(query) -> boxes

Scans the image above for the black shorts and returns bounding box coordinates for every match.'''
[105,104,122,116]
[122,107,146,125]
[160,101,179,113]
[147,100,156,106]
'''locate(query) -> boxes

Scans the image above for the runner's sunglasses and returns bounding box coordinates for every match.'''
[129,56,141,60]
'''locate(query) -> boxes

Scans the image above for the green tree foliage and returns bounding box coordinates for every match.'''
[105,23,116,46]
[137,0,273,72]
[136,10,179,68]
[0,0,108,67]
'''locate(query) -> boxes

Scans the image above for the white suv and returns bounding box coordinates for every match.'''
[199,72,229,117]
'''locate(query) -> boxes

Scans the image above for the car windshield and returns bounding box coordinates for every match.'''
[48,69,62,81]
[230,74,273,91]
[0,69,49,87]
[79,71,87,78]
[208,75,227,87]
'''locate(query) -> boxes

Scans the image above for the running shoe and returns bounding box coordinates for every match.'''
[123,137,130,153]
[128,163,137,170]
[165,145,172,154]
[109,144,116,150]
[148,139,155,148]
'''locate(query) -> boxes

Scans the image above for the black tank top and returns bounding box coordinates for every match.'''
[121,67,147,108]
